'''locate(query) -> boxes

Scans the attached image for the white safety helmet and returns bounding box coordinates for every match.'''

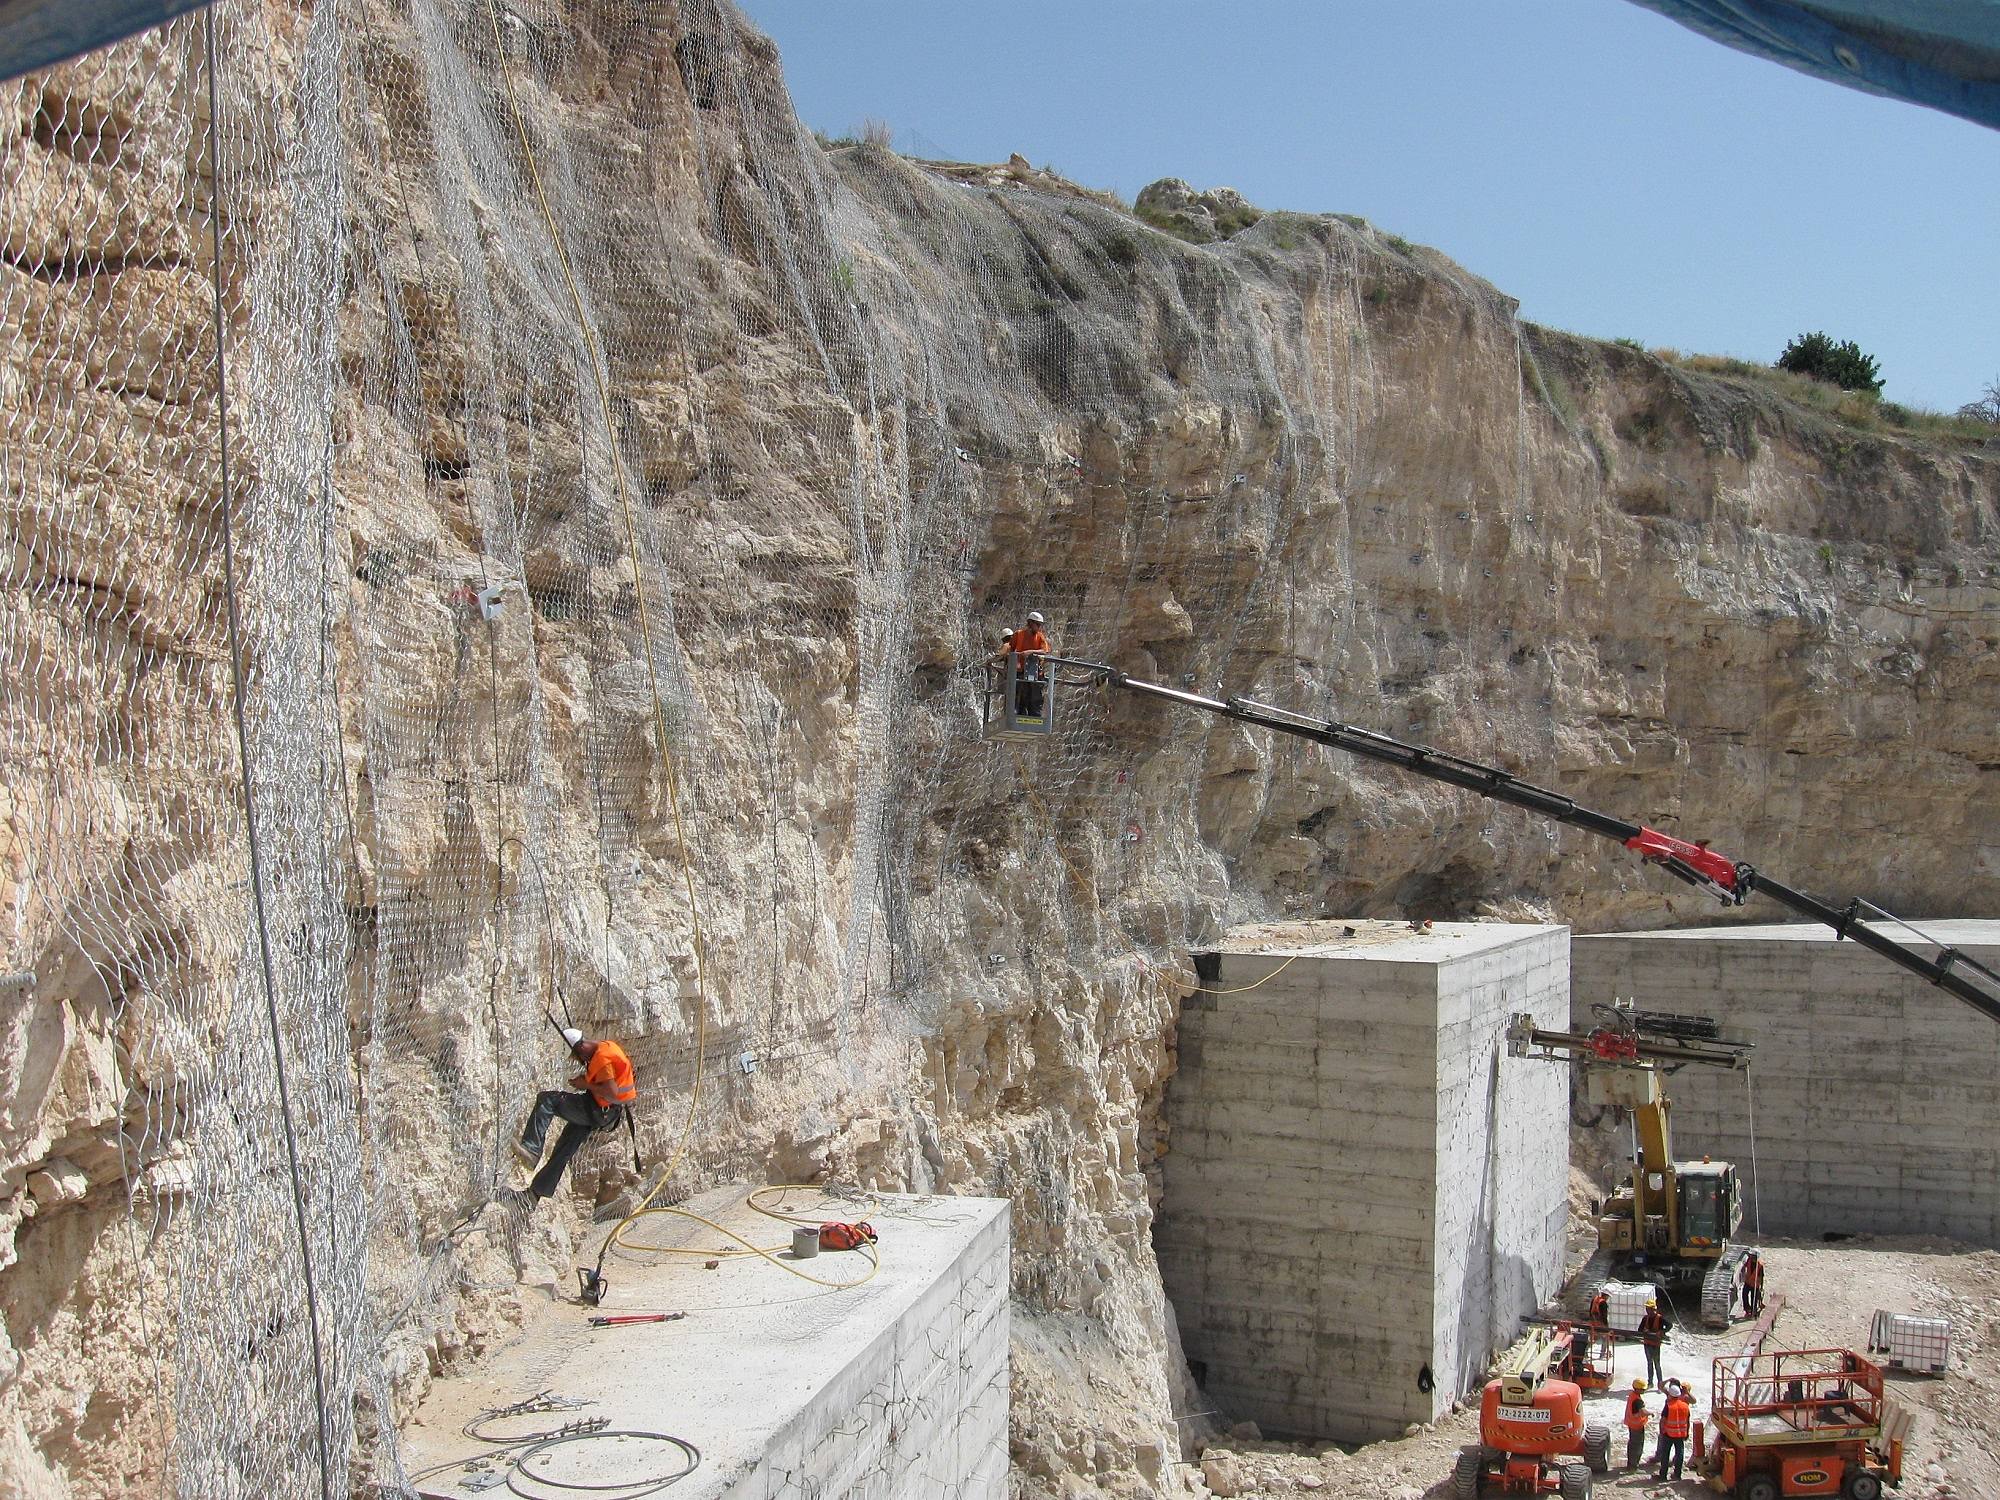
[561,1027,584,1047]
[1026,610,1045,624]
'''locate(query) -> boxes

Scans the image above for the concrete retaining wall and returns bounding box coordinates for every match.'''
[759,1198,1011,1499]
[1157,921,1569,1443]
[1572,921,2000,1244]
[402,1188,1011,1500]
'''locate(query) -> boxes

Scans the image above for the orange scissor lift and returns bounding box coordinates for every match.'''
[1703,1348,1907,1500]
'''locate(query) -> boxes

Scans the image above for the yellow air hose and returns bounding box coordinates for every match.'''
[600,1185,884,1292]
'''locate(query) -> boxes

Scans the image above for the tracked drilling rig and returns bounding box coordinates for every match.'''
[1507,1002,1756,1327]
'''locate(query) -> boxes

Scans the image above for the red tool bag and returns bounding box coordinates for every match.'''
[818,1221,877,1251]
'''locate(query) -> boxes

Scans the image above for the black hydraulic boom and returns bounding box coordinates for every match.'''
[1040,656,2000,1027]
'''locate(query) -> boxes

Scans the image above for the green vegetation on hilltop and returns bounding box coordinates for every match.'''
[1637,347,1996,446]
[1776,330,1883,395]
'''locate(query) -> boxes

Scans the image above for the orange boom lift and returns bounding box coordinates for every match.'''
[1453,1325,1611,1498]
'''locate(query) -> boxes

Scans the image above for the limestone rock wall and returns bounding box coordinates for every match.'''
[0,2,1994,1497]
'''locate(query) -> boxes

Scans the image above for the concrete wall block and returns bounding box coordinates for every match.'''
[1575,924,2000,1242]
[1169,1225,1435,1277]
[1164,1123,1426,1176]
[1160,1160,1443,1215]
[1187,1005,1325,1048]
[403,1189,1013,1500]
[1162,922,1570,1444]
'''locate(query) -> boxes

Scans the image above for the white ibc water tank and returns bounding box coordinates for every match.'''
[1867,1309,1950,1374]
[1603,1281,1658,1334]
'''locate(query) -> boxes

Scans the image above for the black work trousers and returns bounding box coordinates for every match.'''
[1624,1426,1646,1469]
[522,1090,616,1199]
[1643,1340,1664,1383]
[1655,1434,1686,1480]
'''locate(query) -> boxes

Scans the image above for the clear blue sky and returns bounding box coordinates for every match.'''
[736,0,2000,414]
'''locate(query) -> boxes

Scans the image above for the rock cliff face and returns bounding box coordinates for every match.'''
[0,2,1995,1497]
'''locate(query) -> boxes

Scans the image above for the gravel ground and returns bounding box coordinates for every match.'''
[1175,1235,2000,1499]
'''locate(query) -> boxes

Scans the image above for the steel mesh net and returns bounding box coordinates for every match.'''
[0,1,1581,1493]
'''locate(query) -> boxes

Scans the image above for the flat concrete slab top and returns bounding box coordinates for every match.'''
[1208,918,1564,966]
[401,1185,1007,1499]
[1576,919,2000,946]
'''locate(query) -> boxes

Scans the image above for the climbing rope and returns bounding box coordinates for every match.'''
[603,1185,881,1292]
[1744,1065,1763,1237]
[480,0,711,1231]
[511,1429,700,1496]
[202,10,334,1496]
[409,1395,700,1499]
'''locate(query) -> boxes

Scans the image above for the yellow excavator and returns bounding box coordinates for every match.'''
[994,654,2000,1325]
[1507,1002,1755,1328]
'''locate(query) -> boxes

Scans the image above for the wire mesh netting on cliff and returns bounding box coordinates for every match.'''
[0,0,1582,1494]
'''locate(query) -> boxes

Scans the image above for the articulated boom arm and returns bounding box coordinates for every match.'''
[1496,1323,1566,1402]
[1044,656,2000,1027]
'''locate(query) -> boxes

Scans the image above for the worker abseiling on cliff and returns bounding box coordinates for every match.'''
[516,1027,637,1200]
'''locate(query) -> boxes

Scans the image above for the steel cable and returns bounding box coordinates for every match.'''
[201,8,335,1496]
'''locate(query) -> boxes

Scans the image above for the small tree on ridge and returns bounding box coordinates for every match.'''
[1777,331,1884,395]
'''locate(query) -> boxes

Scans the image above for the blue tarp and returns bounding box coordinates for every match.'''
[3,2,1996,130]
[0,0,209,82]
[1627,0,2000,129]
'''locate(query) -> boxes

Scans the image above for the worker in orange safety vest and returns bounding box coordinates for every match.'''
[1621,1379,1649,1470]
[995,610,1050,717]
[1638,1298,1668,1383]
[1655,1385,1692,1481]
[1588,1288,1610,1330]
[516,1027,637,1200]
[1741,1251,1766,1317]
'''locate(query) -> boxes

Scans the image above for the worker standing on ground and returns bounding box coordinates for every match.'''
[1638,1297,1668,1384]
[1621,1379,1649,1470]
[1655,1383,1691,1481]
[516,1027,637,1200]
[994,610,1050,717]
[1741,1250,1765,1317]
